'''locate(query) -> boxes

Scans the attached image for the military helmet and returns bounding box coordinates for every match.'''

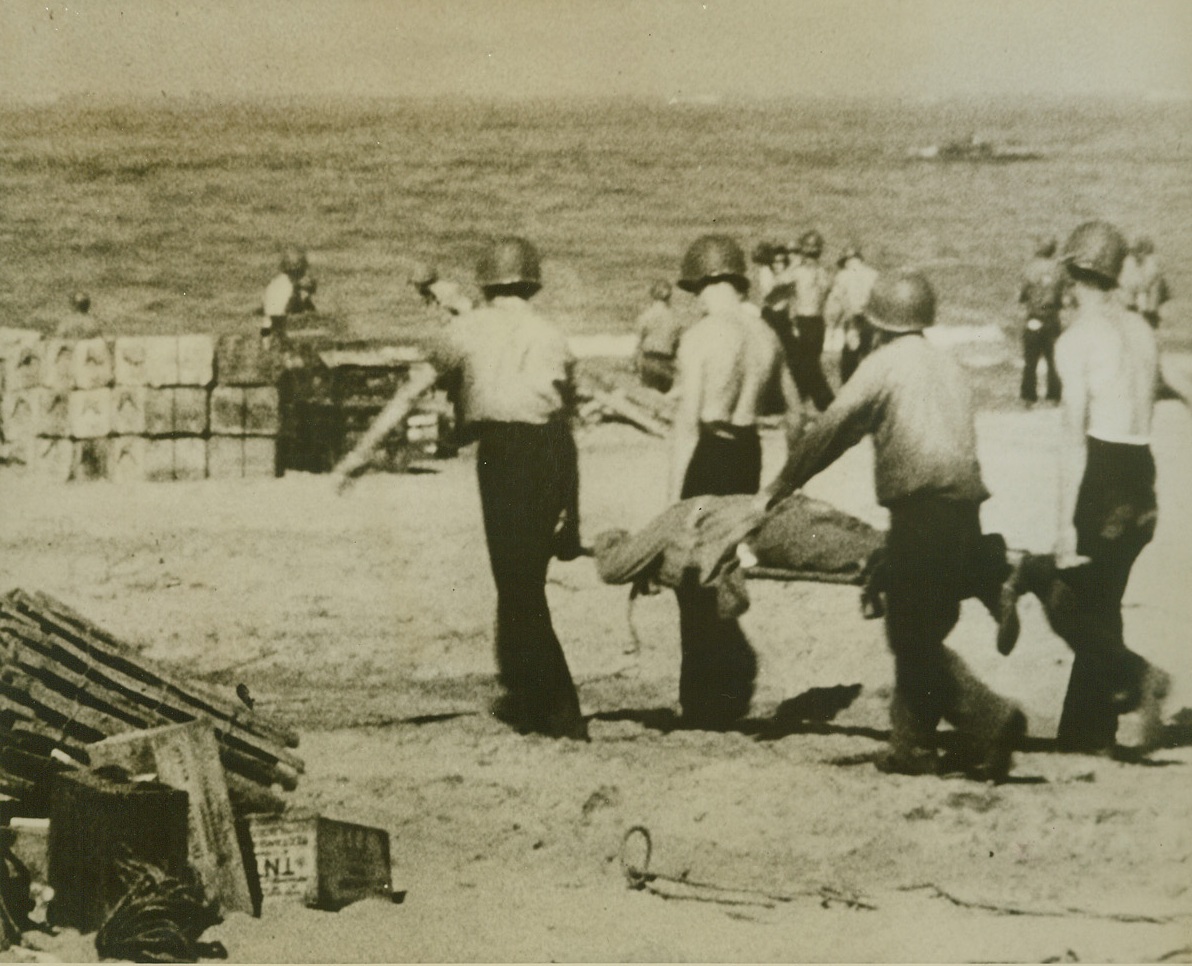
[279,247,308,277]
[798,229,825,258]
[649,279,673,302]
[865,270,936,333]
[837,242,862,267]
[476,236,542,292]
[1060,221,1127,285]
[678,234,748,293]
[1035,235,1058,259]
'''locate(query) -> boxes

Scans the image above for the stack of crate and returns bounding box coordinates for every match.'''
[0,334,280,482]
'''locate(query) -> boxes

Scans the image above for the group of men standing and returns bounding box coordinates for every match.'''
[333,219,1172,783]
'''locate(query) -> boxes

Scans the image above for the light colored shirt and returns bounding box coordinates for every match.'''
[428,298,574,426]
[1056,296,1158,446]
[791,262,832,318]
[636,301,684,357]
[824,259,878,328]
[768,334,988,507]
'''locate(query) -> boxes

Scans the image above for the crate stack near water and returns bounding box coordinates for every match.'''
[0,333,279,481]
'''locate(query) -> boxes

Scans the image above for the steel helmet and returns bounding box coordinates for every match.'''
[798,229,825,258]
[678,234,748,293]
[476,237,542,292]
[279,247,308,278]
[649,279,673,302]
[1034,235,1058,259]
[865,270,936,333]
[1060,221,1127,285]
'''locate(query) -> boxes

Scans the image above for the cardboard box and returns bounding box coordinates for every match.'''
[68,388,112,439]
[246,813,393,912]
[2,339,42,391]
[71,439,109,481]
[35,389,70,438]
[173,387,209,436]
[30,437,74,482]
[40,340,75,391]
[210,386,246,436]
[215,333,278,386]
[143,387,175,436]
[111,386,147,436]
[72,338,113,390]
[2,390,36,439]
[244,386,279,436]
[108,436,146,483]
[176,334,214,387]
[143,438,176,482]
[113,337,149,386]
[174,436,207,480]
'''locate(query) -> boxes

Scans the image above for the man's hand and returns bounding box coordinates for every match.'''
[1053,524,1089,570]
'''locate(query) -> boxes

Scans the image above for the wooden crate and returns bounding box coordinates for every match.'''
[72,338,113,390]
[89,720,253,915]
[215,333,278,386]
[113,337,149,386]
[245,813,392,912]
[67,388,112,439]
[174,387,209,436]
[243,437,277,478]
[174,436,207,481]
[2,341,42,392]
[108,436,147,483]
[2,391,35,440]
[71,439,109,481]
[177,335,214,387]
[210,386,246,436]
[207,435,243,479]
[143,336,180,388]
[29,437,73,482]
[244,386,279,436]
[111,386,147,436]
[40,340,75,391]
[143,438,176,482]
[35,388,70,438]
[47,769,189,933]
[143,387,175,436]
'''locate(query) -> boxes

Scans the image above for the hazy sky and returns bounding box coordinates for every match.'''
[2,0,1190,102]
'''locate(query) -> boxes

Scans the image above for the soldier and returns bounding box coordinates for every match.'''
[760,270,1027,780]
[1119,236,1170,330]
[426,237,587,740]
[1017,236,1065,404]
[824,243,879,383]
[786,229,835,411]
[1003,221,1171,754]
[261,247,314,346]
[669,234,802,727]
[410,263,474,318]
[634,279,683,393]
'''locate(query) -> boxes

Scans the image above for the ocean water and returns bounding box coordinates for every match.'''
[0,96,1187,344]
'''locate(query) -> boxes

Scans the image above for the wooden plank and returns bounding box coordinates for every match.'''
[89,720,254,915]
[1,598,303,762]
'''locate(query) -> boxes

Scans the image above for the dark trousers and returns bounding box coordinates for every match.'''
[637,352,676,394]
[675,424,761,726]
[884,498,1019,755]
[1037,439,1157,750]
[1021,324,1061,402]
[839,315,874,384]
[789,315,836,411]
[476,421,584,737]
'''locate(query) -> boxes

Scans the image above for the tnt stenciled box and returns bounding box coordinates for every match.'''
[244,812,394,912]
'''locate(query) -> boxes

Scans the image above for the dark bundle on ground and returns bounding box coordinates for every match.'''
[96,854,225,964]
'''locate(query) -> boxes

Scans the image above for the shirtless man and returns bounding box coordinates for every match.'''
[787,229,835,411]
[1006,221,1171,754]
[668,234,801,727]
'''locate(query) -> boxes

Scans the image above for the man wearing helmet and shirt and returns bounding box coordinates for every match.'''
[786,229,835,411]
[667,233,802,727]
[760,269,1027,781]
[1001,221,1171,755]
[425,237,587,741]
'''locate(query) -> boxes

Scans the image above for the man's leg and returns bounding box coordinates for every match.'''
[793,316,835,411]
[1020,329,1042,403]
[478,424,586,739]
[1042,334,1062,402]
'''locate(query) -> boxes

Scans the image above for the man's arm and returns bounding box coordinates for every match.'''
[669,335,703,503]
[778,356,807,457]
[1054,333,1090,565]
[762,351,880,508]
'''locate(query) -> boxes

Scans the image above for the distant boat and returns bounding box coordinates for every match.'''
[909,135,1043,163]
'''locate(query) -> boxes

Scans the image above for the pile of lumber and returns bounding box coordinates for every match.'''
[0,589,301,815]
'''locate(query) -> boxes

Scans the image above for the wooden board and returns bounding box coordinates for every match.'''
[245,813,392,911]
[89,720,254,915]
